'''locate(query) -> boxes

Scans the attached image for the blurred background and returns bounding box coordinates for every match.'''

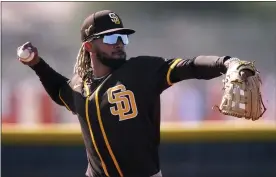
[1,1,276,177]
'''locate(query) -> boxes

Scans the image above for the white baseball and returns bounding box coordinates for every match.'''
[17,47,35,62]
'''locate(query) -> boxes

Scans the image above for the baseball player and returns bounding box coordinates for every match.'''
[17,10,256,177]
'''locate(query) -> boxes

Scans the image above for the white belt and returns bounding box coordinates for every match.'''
[151,170,162,177]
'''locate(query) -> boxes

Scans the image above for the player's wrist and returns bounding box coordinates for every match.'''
[29,57,44,69]
[26,55,40,67]
[223,57,241,69]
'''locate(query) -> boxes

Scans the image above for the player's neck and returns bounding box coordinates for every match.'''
[91,57,111,78]
[93,68,110,79]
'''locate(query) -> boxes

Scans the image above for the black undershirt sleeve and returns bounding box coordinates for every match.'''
[168,55,231,83]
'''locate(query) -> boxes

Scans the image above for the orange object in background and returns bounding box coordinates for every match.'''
[40,91,56,124]
[2,79,57,124]
[2,88,18,123]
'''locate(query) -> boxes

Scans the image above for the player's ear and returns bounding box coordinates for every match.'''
[83,41,94,52]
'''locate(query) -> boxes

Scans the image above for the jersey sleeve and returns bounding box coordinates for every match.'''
[141,55,229,93]
[58,80,76,114]
[31,58,76,114]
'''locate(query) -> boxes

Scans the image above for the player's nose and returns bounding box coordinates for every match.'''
[114,38,124,49]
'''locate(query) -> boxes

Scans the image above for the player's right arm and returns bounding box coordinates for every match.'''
[17,42,76,113]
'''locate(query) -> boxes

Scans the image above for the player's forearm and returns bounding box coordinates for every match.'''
[192,55,231,79]
[30,58,69,105]
[171,56,231,81]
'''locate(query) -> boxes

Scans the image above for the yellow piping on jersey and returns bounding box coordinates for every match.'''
[84,81,110,177]
[58,89,71,111]
[166,58,182,86]
[95,84,124,177]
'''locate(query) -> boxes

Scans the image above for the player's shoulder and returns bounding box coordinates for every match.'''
[128,55,167,61]
[127,55,169,66]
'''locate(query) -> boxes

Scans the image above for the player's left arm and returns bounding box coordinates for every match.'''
[156,55,252,90]
[166,56,230,84]
[156,56,263,120]
[164,56,253,85]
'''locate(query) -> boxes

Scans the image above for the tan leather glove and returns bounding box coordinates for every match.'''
[215,58,266,121]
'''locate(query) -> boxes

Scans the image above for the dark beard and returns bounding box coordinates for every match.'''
[96,50,126,70]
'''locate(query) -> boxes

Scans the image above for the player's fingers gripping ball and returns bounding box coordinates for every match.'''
[17,42,37,62]
[214,58,267,121]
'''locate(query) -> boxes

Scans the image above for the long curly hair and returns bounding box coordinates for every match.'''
[73,44,92,81]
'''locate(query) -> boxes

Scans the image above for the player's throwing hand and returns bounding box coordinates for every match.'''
[17,42,40,66]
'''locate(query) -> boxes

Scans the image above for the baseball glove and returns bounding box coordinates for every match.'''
[214,58,266,121]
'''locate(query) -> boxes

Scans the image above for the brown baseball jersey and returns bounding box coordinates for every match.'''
[31,55,230,177]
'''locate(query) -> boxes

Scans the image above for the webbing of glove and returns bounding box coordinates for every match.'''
[214,59,267,121]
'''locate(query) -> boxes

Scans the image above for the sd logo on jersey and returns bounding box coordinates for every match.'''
[107,84,138,121]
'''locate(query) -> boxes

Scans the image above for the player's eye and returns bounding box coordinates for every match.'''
[103,34,129,45]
